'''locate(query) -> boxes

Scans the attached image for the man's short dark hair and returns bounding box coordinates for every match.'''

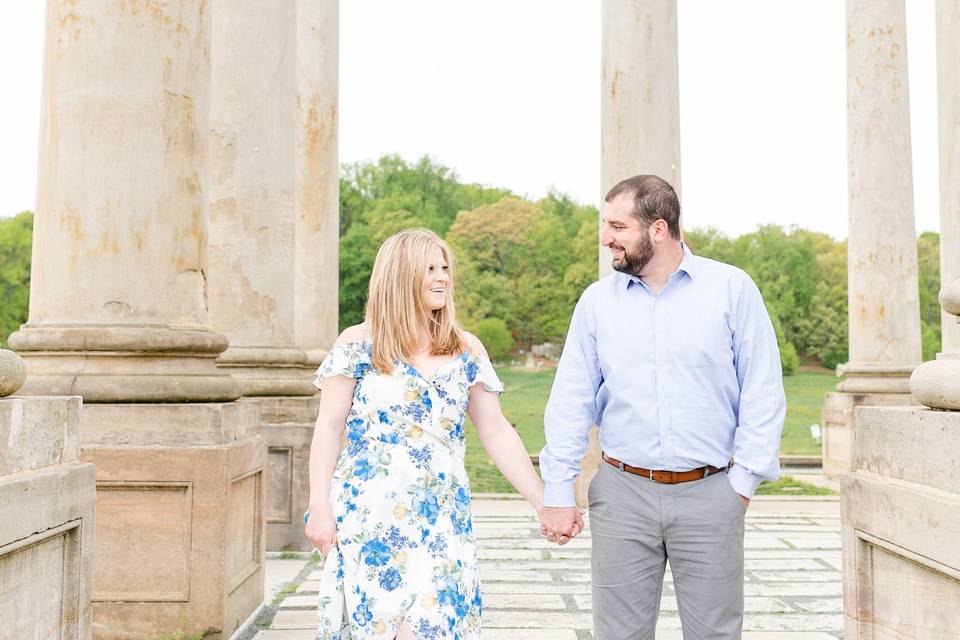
[604,175,681,240]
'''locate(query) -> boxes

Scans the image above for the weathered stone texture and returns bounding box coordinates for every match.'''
[0,395,95,640]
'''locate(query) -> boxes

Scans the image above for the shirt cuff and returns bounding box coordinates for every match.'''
[727,463,764,499]
[543,481,577,508]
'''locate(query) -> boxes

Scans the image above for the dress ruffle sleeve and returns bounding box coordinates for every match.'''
[467,352,505,396]
[312,341,372,390]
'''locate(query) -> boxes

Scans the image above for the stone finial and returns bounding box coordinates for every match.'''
[910,278,960,410]
[0,349,27,397]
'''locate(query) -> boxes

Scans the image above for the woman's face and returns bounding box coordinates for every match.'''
[421,245,450,311]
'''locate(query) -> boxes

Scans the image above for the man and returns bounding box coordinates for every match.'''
[538,175,785,639]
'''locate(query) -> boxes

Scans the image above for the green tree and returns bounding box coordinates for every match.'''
[0,212,32,347]
[339,155,510,237]
[917,231,941,361]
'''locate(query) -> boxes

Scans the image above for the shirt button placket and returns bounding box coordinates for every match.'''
[654,299,672,465]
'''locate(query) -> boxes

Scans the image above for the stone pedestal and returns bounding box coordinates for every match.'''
[826,0,922,474]
[1,353,95,640]
[821,390,913,477]
[841,276,960,636]
[82,403,264,640]
[600,0,680,279]
[258,396,321,551]
[841,407,960,638]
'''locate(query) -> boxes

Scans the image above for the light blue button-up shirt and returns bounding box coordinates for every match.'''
[540,244,786,507]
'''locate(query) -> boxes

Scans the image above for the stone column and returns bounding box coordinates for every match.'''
[822,0,922,476]
[1,350,96,640]
[206,0,338,550]
[9,3,264,637]
[937,0,960,353]
[600,0,681,278]
[586,0,681,502]
[294,0,340,362]
[840,280,960,637]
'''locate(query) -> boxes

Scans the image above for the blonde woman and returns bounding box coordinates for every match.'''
[305,228,552,640]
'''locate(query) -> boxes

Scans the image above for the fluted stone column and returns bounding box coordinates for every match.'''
[600,0,681,279]
[840,280,960,637]
[1,350,96,640]
[9,3,264,637]
[937,0,960,353]
[822,0,922,476]
[206,0,338,551]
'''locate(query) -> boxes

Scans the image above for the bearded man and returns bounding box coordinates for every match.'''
[537,175,786,639]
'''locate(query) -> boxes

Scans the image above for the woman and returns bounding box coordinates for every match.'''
[305,228,548,640]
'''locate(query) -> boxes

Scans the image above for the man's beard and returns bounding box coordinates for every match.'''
[610,232,654,276]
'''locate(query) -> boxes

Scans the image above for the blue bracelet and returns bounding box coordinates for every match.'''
[303,510,310,524]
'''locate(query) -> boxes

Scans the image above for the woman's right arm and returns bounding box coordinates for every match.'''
[304,360,358,554]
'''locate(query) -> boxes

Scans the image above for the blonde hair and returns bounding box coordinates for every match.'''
[365,228,465,373]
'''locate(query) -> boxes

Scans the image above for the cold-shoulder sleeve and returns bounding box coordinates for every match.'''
[466,352,504,396]
[312,341,371,390]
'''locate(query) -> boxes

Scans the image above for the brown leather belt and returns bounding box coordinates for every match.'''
[602,453,725,484]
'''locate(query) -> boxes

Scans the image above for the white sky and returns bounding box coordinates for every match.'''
[0,1,942,240]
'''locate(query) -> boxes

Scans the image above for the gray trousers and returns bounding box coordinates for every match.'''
[588,461,746,640]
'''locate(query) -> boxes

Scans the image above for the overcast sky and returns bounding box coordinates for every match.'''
[0,1,942,240]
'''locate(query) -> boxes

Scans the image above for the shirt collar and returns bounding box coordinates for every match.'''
[621,241,699,288]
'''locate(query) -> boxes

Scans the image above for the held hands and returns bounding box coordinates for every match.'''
[538,506,585,546]
[304,502,337,555]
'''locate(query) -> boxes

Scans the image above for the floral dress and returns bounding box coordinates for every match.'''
[312,338,503,640]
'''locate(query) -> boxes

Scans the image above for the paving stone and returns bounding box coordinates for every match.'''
[270,609,317,629]
[480,569,553,582]
[483,593,566,610]
[744,558,827,571]
[481,560,589,572]
[655,633,837,639]
[572,595,794,614]
[478,549,544,560]
[740,613,844,632]
[265,559,310,598]
[789,598,845,613]
[279,595,317,609]
[480,630,578,639]
[295,580,320,593]
[483,610,594,628]
[744,582,842,597]
[750,571,841,582]
[253,630,317,640]
[482,581,591,594]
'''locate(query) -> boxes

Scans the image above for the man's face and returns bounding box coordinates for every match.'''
[600,194,654,275]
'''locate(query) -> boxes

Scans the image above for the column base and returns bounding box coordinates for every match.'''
[81,402,264,640]
[9,324,240,402]
[216,346,317,397]
[841,406,960,638]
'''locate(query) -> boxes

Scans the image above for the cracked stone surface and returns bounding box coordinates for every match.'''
[251,496,842,639]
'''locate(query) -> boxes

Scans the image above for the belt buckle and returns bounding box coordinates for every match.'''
[618,460,625,472]
[649,468,654,481]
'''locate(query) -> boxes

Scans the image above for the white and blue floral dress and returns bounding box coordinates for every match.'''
[312,339,503,640]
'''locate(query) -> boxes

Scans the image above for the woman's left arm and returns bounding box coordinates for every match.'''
[467,383,544,512]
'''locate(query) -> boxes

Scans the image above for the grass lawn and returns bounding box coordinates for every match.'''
[465,367,838,493]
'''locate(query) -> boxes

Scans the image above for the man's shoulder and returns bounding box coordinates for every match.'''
[579,272,622,302]
[689,254,753,287]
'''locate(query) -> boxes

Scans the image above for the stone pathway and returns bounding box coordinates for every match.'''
[249,496,843,639]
